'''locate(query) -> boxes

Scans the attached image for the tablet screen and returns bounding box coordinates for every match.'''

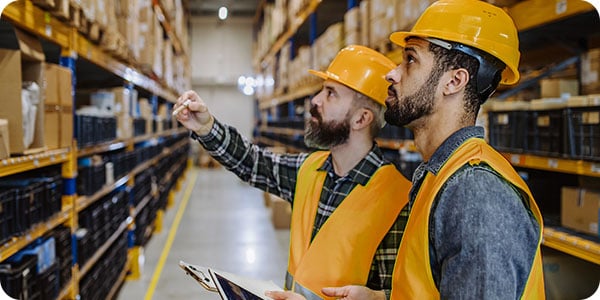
[213,272,264,300]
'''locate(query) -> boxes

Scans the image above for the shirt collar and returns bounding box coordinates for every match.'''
[424,126,485,175]
[317,144,388,186]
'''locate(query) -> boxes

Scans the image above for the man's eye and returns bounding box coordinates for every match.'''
[406,54,415,64]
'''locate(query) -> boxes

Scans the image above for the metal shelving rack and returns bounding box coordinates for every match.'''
[0,1,191,299]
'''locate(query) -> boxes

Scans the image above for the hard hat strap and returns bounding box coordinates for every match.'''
[426,38,505,103]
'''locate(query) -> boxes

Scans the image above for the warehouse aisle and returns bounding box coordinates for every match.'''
[118,167,291,299]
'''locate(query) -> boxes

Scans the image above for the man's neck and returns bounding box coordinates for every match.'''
[329,136,373,177]
[411,100,472,162]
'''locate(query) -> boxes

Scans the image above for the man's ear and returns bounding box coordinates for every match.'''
[353,108,374,130]
[443,68,470,96]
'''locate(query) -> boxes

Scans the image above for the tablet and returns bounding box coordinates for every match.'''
[179,261,281,300]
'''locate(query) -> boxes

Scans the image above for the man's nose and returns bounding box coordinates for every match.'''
[386,67,401,83]
[311,91,323,106]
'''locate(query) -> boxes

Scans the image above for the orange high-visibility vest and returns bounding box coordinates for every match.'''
[286,151,411,300]
[391,138,545,300]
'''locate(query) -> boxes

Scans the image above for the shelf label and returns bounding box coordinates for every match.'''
[33,159,39,167]
[45,24,52,37]
[591,163,600,173]
[548,159,558,169]
[510,154,521,164]
[556,0,567,15]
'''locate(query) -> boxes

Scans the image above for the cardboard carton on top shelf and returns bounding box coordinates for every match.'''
[0,29,46,154]
[540,78,579,98]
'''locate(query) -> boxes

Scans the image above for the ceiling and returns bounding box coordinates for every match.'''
[187,0,348,46]
[188,0,262,18]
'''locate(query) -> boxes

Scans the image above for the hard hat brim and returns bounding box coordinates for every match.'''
[390,31,426,48]
[308,69,329,81]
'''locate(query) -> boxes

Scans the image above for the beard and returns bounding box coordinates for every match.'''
[384,66,443,127]
[304,105,351,149]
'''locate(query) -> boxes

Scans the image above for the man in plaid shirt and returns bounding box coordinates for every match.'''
[175,45,410,300]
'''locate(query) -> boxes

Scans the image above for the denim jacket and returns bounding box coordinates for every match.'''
[409,126,540,299]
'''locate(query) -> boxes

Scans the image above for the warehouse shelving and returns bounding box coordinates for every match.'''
[79,219,129,277]
[2,1,180,102]
[255,0,321,68]
[258,82,321,109]
[0,0,191,298]
[508,0,595,31]
[153,0,185,56]
[501,152,600,178]
[0,148,71,177]
[0,210,70,261]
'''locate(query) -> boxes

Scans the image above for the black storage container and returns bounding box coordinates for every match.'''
[566,105,600,161]
[526,108,565,157]
[488,110,528,153]
[0,255,39,300]
[0,189,16,244]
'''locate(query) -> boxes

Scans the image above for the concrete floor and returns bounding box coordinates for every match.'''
[117,167,291,300]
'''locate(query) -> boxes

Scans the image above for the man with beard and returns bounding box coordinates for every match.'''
[174,45,411,300]
[323,1,545,299]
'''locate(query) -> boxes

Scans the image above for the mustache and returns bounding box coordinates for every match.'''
[310,105,321,121]
[387,85,397,97]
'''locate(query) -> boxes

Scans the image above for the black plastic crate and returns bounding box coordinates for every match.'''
[566,106,600,161]
[0,255,39,300]
[38,262,59,300]
[30,175,63,221]
[0,189,16,244]
[76,229,92,267]
[526,109,565,157]
[488,110,528,152]
[76,162,106,196]
[45,226,71,289]
[133,118,147,136]
[0,180,45,235]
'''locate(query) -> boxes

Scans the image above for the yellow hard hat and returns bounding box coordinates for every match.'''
[390,0,520,85]
[309,45,396,107]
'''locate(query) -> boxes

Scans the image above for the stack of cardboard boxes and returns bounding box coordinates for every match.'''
[0,29,73,158]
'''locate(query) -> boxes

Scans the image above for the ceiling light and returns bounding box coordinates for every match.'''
[218,6,228,20]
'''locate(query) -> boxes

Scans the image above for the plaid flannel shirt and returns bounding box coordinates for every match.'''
[191,118,409,298]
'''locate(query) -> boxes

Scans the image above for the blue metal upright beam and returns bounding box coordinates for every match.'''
[309,12,317,45]
[348,0,358,9]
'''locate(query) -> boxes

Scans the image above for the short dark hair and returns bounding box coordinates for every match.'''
[429,43,481,120]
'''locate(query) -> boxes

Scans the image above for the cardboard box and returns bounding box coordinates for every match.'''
[42,63,61,149]
[540,79,579,98]
[41,64,72,149]
[57,65,73,148]
[0,119,9,159]
[271,196,291,229]
[561,186,600,236]
[117,115,133,139]
[581,48,600,95]
[0,29,46,154]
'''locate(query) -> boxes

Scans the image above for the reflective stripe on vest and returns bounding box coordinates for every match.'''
[288,151,411,299]
[285,271,323,300]
[391,138,545,300]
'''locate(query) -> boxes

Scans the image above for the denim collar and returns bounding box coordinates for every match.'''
[423,126,485,176]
